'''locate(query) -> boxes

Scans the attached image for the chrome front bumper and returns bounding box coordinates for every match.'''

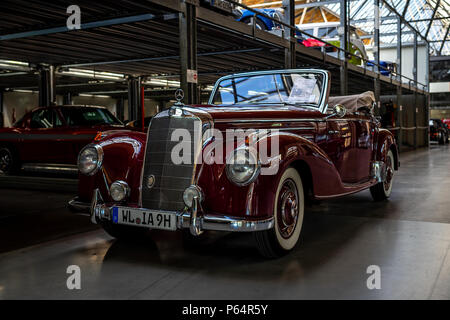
[68,197,91,213]
[89,189,274,236]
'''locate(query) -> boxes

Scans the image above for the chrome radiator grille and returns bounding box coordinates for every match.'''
[141,113,199,211]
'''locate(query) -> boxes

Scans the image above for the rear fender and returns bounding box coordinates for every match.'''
[376,129,399,170]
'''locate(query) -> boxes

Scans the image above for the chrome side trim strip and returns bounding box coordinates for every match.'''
[22,163,78,174]
[214,118,324,123]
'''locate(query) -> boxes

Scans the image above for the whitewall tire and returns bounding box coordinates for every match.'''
[370,149,395,201]
[254,167,305,258]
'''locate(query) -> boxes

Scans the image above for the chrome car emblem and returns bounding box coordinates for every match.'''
[175,88,184,105]
[147,175,155,189]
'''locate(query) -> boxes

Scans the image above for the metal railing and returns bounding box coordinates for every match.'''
[225,0,428,92]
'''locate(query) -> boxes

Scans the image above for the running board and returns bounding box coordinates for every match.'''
[21,163,78,175]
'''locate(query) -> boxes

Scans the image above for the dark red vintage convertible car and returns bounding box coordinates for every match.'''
[70,69,399,258]
[0,105,125,174]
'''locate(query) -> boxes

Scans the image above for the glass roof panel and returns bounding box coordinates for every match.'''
[322,0,450,55]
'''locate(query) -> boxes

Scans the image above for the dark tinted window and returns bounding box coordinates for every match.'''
[430,58,450,82]
[430,92,450,108]
[60,107,122,126]
[30,109,60,129]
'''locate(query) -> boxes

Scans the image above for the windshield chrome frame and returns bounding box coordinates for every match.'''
[208,69,330,114]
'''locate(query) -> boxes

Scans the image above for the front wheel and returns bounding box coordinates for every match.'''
[253,168,305,258]
[370,149,395,201]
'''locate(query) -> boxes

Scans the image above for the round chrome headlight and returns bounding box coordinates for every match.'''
[78,144,103,176]
[226,148,260,186]
[110,180,130,202]
[183,185,203,208]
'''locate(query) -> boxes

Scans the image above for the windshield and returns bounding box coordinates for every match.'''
[60,107,122,126]
[211,72,325,107]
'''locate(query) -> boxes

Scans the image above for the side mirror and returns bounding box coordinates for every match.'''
[333,104,346,118]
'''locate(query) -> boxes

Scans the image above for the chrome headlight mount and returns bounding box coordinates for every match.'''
[78,144,103,176]
[183,185,204,208]
[226,148,260,186]
[110,180,130,202]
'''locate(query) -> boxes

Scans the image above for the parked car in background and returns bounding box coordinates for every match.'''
[236,9,306,43]
[429,118,449,144]
[125,116,153,130]
[367,60,398,76]
[297,22,368,66]
[0,105,126,174]
[71,69,399,258]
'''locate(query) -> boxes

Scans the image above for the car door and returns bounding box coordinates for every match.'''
[348,113,375,182]
[324,116,355,183]
[21,108,66,163]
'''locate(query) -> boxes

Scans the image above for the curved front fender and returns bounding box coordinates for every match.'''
[78,131,146,203]
[197,132,344,219]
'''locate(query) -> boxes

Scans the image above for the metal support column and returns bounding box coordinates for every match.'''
[425,42,430,147]
[413,32,418,148]
[63,92,72,105]
[0,90,4,128]
[396,16,403,151]
[339,0,348,95]
[283,0,296,69]
[127,76,141,122]
[116,96,125,121]
[374,0,381,107]
[38,65,55,107]
[396,16,402,81]
[180,0,198,105]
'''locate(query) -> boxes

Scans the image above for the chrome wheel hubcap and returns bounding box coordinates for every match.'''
[277,179,299,239]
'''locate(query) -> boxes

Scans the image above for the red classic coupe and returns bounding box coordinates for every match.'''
[0,105,125,174]
[71,69,399,258]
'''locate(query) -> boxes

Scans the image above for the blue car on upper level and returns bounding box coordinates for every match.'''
[236,8,305,43]
[237,8,283,30]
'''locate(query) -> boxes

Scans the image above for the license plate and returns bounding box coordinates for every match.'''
[112,207,177,231]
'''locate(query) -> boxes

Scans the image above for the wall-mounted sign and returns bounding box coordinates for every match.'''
[187,69,198,84]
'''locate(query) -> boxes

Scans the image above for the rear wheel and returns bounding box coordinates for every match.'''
[439,132,445,145]
[0,146,19,174]
[254,168,304,258]
[370,149,395,201]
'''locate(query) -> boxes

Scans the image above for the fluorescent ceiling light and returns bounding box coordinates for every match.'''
[60,68,125,80]
[13,89,34,93]
[145,79,180,87]
[0,60,29,66]
[79,93,111,98]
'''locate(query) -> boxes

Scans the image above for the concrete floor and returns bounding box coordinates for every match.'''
[0,144,449,299]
